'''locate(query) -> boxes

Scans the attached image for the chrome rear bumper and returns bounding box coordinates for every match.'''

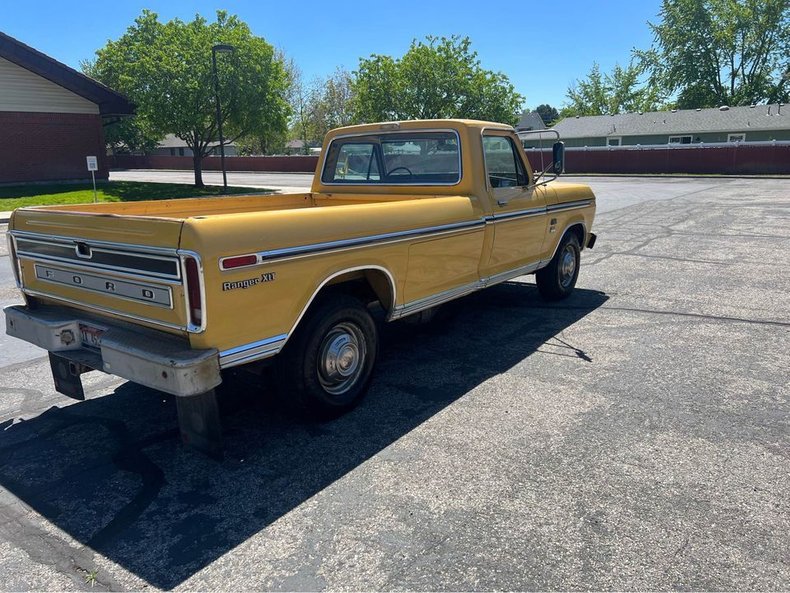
[4,305,221,397]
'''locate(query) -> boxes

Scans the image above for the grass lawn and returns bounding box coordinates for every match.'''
[0,181,271,210]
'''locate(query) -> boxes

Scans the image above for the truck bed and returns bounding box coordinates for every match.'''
[22,192,431,221]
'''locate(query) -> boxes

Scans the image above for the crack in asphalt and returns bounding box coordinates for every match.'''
[535,303,790,328]
[0,410,173,556]
[588,252,731,266]
[0,514,123,591]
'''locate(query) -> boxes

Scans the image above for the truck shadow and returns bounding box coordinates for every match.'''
[0,282,607,589]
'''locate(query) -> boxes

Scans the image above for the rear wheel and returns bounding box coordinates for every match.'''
[536,233,581,301]
[277,294,378,417]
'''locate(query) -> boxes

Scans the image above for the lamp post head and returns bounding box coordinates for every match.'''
[212,44,235,54]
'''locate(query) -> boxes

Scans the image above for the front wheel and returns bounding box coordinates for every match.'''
[536,233,581,301]
[277,294,378,417]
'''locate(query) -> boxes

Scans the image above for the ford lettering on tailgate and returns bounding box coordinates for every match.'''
[34,263,172,307]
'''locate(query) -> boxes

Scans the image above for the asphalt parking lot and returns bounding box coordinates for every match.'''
[0,176,788,591]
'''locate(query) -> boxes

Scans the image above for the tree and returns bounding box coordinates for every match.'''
[311,68,355,140]
[353,36,524,125]
[535,104,559,125]
[89,10,290,186]
[562,62,663,117]
[236,50,298,155]
[81,59,161,154]
[637,0,790,108]
[285,67,355,151]
[287,63,320,154]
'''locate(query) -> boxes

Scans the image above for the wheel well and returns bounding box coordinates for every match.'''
[565,223,586,249]
[323,268,395,312]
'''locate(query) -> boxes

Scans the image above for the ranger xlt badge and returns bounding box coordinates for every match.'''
[222,272,277,291]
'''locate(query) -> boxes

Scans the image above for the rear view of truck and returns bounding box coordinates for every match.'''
[5,207,224,450]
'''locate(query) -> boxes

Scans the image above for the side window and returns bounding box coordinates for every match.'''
[324,142,380,182]
[483,135,528,188]
[669,135,692,145]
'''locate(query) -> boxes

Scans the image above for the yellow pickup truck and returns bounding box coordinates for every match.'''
[5,119,596,455]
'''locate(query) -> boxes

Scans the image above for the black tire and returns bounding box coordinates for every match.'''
[536,233,581,301]
[276,293,378,417]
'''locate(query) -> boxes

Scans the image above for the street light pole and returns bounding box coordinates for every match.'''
[211,43,235,192]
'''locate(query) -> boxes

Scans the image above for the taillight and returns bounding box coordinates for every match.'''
[184,256,203,329]
[220,254,258,269]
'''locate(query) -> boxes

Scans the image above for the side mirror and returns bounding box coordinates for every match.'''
[552,141,565,175]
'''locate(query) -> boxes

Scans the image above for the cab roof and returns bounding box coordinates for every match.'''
[326,119,515,137]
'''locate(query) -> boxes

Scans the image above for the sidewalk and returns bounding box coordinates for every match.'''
[0,211,10,224]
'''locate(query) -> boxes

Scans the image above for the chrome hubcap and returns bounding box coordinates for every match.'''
[317,322,366,395]
[560,246,577,288]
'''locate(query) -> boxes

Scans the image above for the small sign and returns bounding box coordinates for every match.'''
[86,156,98,171]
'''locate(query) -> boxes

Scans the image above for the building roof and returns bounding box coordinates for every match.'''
[553,104,789,139]
[157,134,234,149]
[158,134,192,149]
[0,31,134,117]
[516,111,547,131]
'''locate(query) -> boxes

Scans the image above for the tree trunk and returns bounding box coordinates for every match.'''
[193,153,204,187]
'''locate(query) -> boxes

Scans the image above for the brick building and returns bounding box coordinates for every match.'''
[0,32,133,184]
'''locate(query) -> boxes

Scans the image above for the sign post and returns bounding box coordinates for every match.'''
[86,156,98,203]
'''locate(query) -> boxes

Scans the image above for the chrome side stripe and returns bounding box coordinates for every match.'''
[483,261,543,286]
[389,281,480,320]
[219,334,288,368]
[226,219,486,268]
[484,200,591,224]
[547,199,593,212]
[221,201,592,269]
[486,206,547,222]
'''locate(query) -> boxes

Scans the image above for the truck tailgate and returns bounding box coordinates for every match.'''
[10,209,191,334]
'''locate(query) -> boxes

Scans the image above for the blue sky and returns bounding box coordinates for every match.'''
[2,0,663,109]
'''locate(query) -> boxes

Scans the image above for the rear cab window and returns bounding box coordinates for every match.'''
[322,131,461,185]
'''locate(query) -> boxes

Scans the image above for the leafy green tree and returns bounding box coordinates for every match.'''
[81,59,161,154]
[562,62,663,117]
[563,63,609,116]
[285,67,355,151]
[236,50,298,155]
[535,104,559,125]
[636,0,790,108]
[287,63,320,153]
[89,10,290,185]
[353,36,524,125]
[102,118,162,155]
[311,68,355,139]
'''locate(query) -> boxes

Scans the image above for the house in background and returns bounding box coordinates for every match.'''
[0,31,133,184]
[515,110,547,132]
[152,134,237,157]
[284,139,321,155]
[553,104,789,148]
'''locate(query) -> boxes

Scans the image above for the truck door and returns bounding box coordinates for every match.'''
[482,132,550,279]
